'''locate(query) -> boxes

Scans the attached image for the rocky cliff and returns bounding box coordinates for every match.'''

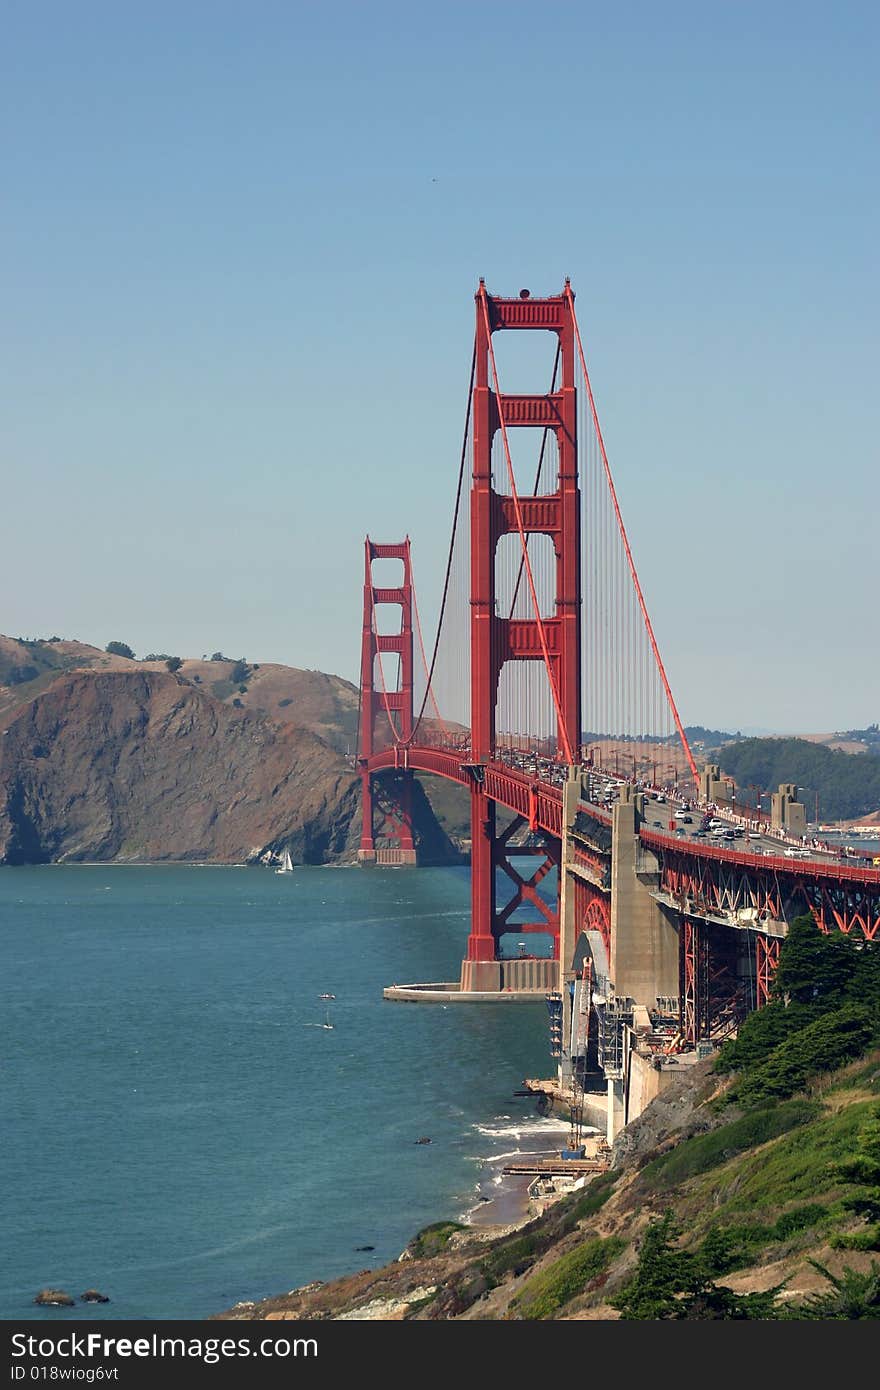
[0,668,445,866]
[0,638,467,864]
[0,670,364,865]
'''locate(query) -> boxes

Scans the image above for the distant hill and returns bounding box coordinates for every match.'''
[0,637,460,865]
[0,637,360,752]
[718,738,880,823]
[683,725,739,747]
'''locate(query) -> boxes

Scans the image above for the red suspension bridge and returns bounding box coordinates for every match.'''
[356,281,879,1091]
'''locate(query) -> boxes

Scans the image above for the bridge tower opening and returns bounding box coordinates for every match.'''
[357,537,416,866]
[462,283,581,988]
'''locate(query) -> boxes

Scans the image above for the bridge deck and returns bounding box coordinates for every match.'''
[363,746,880,889]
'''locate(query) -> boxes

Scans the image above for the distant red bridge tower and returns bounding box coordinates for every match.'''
[358,537,417,866]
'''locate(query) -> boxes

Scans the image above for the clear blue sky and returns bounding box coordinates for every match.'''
[2,1,877,732]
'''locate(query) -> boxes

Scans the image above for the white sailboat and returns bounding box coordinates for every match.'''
[275,849,294,875]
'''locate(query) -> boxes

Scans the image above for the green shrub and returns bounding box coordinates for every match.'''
[772,918,864,1007]
[717,921,880,1086]
[480,1233,541,1283]
[710,1203,830,1270]
[557,1171,619,1232]
[772,1204,828,1239]
[715,1000,817,1074]
[789,1259,880,1318]
[830,1227,880,1252]
[612,1213,783,1320]
[832,1053,880,1093]
[407,1221,467,1258]
[638,1101,818,1189]
[514,1236,624,1319]
[731,1005,876,1108]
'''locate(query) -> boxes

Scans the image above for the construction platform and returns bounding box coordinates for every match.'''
[502,1159,609,1177]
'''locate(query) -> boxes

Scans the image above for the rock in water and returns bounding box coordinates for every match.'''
[80,1290,110,1304]
[34,1289,74,1307]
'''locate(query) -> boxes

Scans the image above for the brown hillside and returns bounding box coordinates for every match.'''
[0,637,361,755]
[0,670,360,864]
[0,637,140,730]
[146,658,361,752]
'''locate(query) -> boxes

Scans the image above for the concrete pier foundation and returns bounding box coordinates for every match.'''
[610,799,679,1007]
[460,956,557,994]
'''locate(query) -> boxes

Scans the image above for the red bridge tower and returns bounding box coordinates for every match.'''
[358,537,417,866]
[462,282,581,988]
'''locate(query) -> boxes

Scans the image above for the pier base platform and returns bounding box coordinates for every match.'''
[384,956,557,1002]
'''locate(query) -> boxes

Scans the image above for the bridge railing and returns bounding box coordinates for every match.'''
[640,827,880,884]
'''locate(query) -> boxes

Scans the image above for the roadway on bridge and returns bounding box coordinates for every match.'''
[581,770,862,868]
[484,749,873,868]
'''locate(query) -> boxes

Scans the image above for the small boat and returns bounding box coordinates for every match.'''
[318,993,336,1001]
[275,849,294,875]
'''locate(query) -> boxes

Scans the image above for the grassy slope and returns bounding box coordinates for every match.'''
[464,1057,880,1320]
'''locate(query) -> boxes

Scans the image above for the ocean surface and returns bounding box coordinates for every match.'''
[0,865,566,1321]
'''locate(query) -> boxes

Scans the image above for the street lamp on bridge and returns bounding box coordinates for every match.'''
[724,777,736,813]
[748,785,769,825]
[800,786,820,827]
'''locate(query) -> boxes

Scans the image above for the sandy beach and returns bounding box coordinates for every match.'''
[460,1114,603,1231]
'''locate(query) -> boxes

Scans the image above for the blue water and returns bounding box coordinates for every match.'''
[0,866,557,1321]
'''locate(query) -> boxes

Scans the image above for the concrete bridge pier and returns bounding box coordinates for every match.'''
[557,770,581,1086]
[609,794,679,1006]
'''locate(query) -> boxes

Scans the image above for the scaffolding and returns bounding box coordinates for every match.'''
[595,993,634,1079]
[546,992,563,1059]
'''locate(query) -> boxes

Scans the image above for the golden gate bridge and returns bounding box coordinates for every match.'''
[355,281,879,1116]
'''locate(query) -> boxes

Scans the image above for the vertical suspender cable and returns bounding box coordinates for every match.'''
[411,347,477,741]
[565,285,698,786]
